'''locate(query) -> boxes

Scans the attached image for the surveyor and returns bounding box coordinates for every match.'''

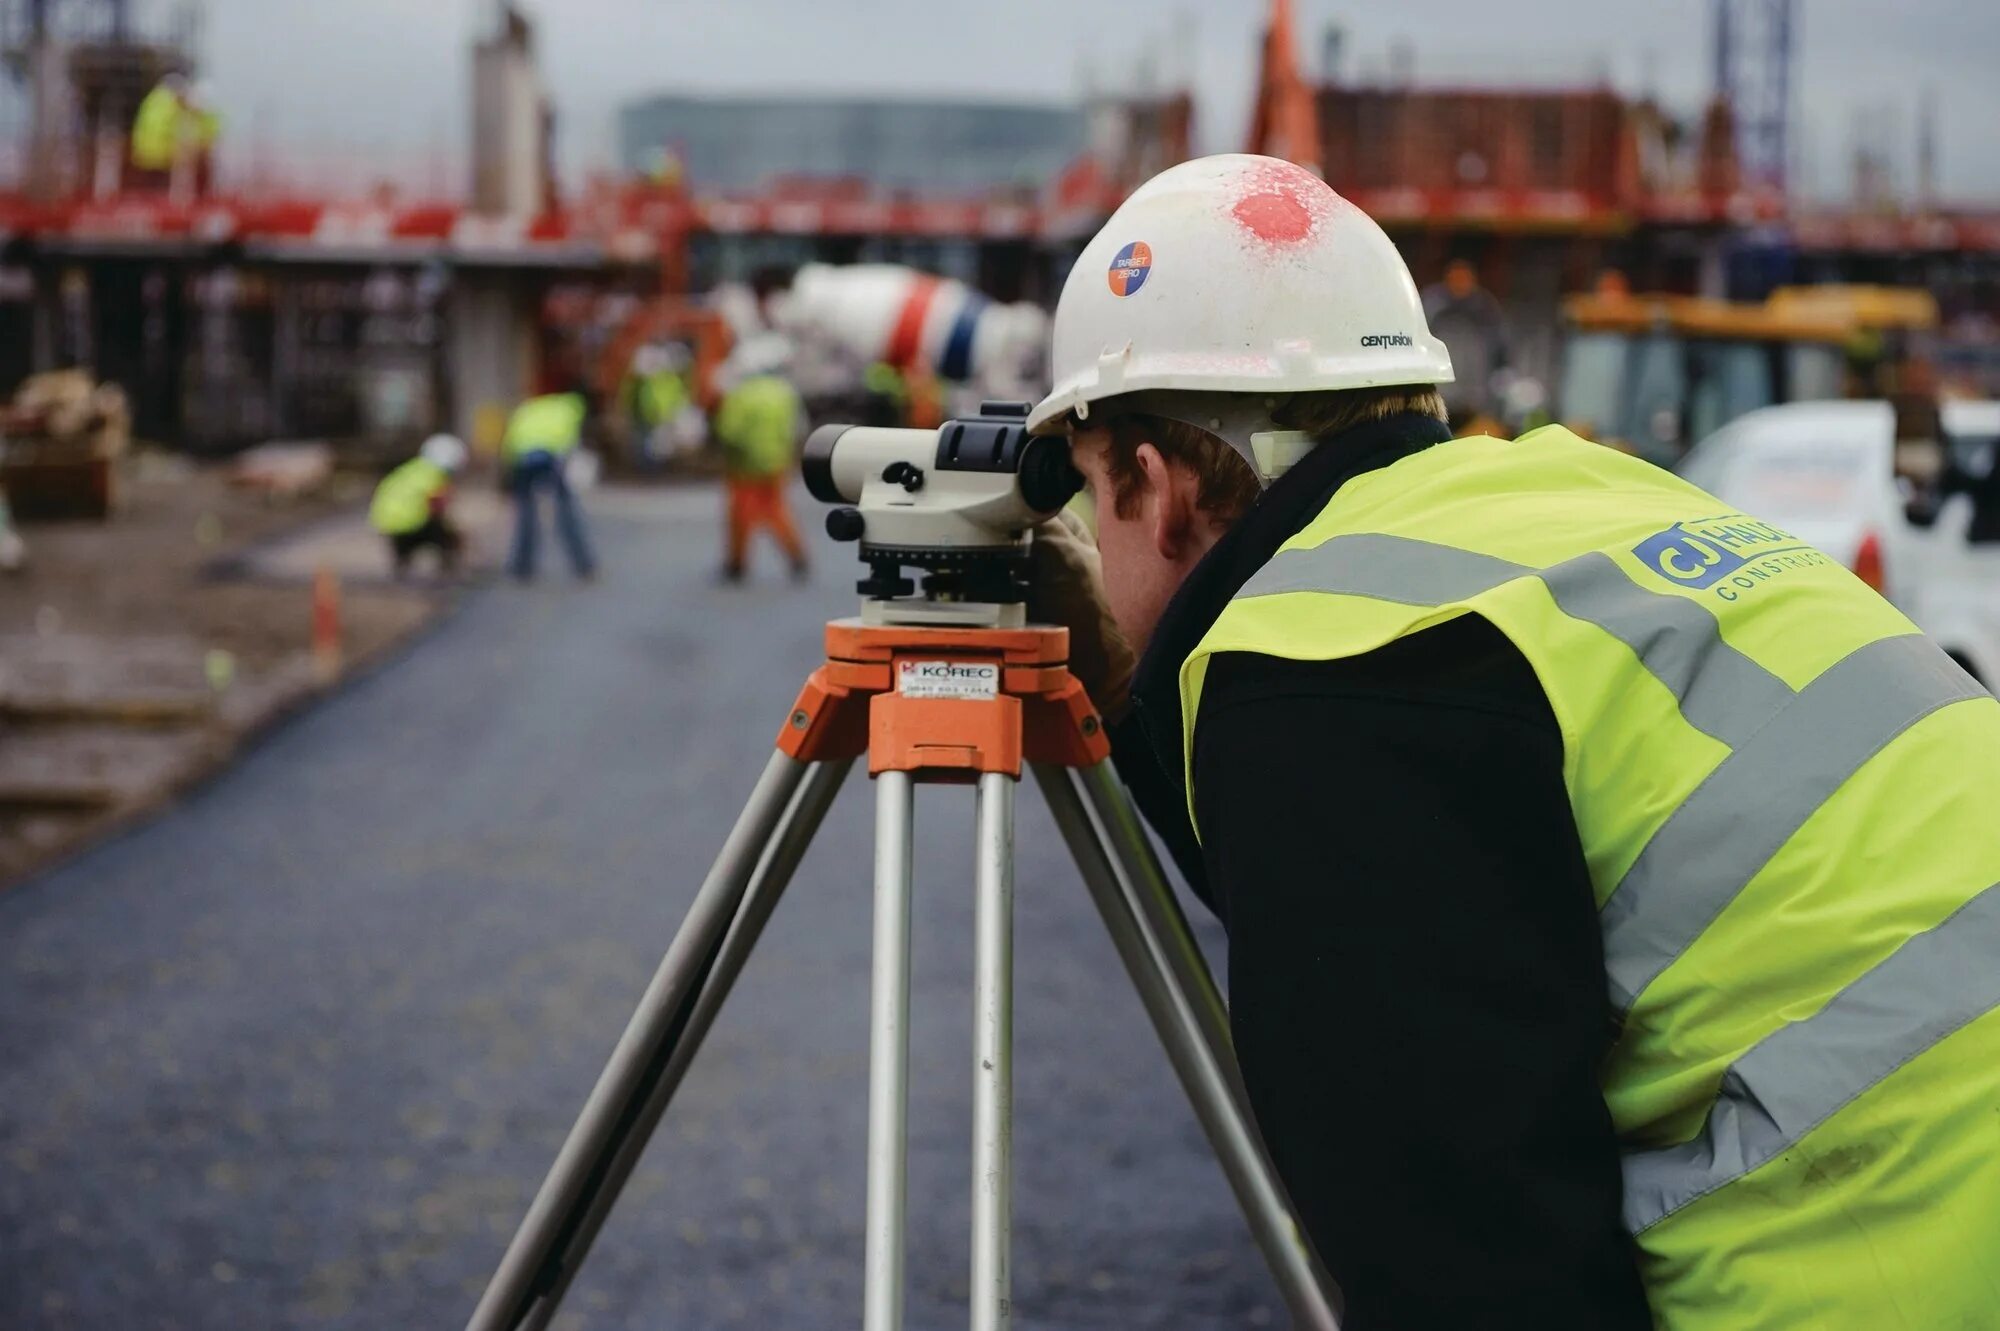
[502,383,598,582]
[712,339,808,583]
[369,433,467,576]
[1022,153,2000,1330]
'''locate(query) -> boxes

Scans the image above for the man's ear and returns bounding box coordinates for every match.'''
[1135,443,1197,560]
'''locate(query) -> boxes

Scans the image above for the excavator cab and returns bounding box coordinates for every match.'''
[1556,284,1938,463]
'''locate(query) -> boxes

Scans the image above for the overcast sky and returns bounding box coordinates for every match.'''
[103,0,2000,202]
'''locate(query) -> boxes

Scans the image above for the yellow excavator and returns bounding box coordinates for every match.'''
[1555,283,1939,462]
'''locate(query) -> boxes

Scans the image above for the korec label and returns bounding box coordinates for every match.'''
[896,660,1001,700]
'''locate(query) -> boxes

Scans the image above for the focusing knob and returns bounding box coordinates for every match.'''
[825,507,866,542]
[882,461,925,492]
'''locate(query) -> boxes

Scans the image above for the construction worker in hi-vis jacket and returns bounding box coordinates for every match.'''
[1019,153,2000,1330]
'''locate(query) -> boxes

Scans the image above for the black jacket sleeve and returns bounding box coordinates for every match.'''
[1191,617,1651,1331]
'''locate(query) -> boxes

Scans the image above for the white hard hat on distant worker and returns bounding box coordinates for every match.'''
[1027,153,1453,471]
[420,433,468,472]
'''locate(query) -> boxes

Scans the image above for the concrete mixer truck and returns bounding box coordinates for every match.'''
[762,264,1050,424]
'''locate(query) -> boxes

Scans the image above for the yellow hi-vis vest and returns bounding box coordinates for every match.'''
[503,393,586,461]
[714,374,801,479]
[627,369,687,428]
[1180,426,2000,1328]
[131,85,183,170]
[369,457,447,536]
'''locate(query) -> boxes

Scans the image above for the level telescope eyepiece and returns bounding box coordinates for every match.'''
[801,423,851,505]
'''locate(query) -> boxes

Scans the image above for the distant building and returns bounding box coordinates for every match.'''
[1319,85,1636,202]
[617,95,1087,196]
[1304,79,1743,398]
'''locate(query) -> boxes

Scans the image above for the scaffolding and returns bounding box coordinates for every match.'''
[2,0,203,200]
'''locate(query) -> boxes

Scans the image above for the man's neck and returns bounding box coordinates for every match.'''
[1129,409,1456,720]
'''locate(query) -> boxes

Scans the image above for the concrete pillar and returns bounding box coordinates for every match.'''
[23,39,74,202]
[471,9,546,218]
[446,271,538,456]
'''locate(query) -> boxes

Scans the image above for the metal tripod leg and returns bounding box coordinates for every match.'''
[970,772,1015,1331]
[1031,762,1344,1331]
[864,769,1017,1331]
[468,752,852,1331]
[864,770,916,1331]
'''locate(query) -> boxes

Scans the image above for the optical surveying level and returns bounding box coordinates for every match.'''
[805,401,1085,626]
[468,404,1341,1331]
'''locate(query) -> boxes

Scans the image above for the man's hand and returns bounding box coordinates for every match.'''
[1026,508,1135,723]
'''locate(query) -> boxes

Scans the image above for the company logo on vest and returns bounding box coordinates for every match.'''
[1634,515,1833,601]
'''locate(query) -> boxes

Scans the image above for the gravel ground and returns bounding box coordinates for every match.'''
[0,481,1280,1330]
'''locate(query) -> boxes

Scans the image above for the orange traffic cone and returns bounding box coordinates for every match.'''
[312,564,343,682]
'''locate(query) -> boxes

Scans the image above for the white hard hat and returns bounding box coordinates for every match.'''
[420,433,467,472]
[1027,154,1453,456]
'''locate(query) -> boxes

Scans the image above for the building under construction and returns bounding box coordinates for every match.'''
[1246,1,2000,398]
[2,0,1997,455]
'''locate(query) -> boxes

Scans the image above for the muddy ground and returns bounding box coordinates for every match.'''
[0,453,455,884]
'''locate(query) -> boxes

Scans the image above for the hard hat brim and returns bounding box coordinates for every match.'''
[1027,342,1454,436]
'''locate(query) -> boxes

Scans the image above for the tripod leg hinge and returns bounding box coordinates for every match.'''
[776,668,871,763]
[1023,674,1113,770]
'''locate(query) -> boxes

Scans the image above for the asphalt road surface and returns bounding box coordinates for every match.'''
[0,484,1282,1330]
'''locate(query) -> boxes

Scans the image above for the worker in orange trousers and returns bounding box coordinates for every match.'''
[713,342,809,583]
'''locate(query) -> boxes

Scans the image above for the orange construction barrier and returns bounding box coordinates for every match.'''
[311,564,343,680]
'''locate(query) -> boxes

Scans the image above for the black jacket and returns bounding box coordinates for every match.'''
[1111,413,1653,1330]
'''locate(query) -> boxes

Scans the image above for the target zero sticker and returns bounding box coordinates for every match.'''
[897,660,1001,700]
[1107,241,1152,297]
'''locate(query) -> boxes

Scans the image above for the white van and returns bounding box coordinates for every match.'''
[1676,399,2000,687]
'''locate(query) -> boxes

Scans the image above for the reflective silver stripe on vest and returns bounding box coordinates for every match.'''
[1601,634,1988,1010]
[1237,534,1791,747]
[1537,552,1792,747]
[1239,534,1529,606]
[1621,880,2000,1234]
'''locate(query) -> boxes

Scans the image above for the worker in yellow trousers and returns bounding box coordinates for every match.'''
[712,343,808,584]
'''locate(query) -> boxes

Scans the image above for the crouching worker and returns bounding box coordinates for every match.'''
[370,433,467,577]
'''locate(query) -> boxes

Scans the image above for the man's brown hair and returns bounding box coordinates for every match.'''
[1094,385,1448,523]
[1100,413,1263,525]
